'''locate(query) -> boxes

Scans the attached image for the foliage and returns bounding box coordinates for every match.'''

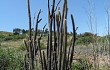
[13,28,22,35]
[71,58,93,70]
[40,42,46,49]
[0,48,24,70]
[18,44,26,51]
[22,29,27,34]
[80,32,95,37]
[76,32,96,45]
[76,36,94,45]
[13,28,29,35]
[0,34,25,41]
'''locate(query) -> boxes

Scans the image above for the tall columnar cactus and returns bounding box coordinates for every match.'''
[25,0,77,70]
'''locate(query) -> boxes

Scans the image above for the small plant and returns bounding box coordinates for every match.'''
[71,58,93,70]
[0,48,24,70]
[40,42,46,49]
[18,44,26,51]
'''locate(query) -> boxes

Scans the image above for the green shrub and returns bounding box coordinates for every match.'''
[18,44,26,51]
[40,43,46,50]
[0,34,5,41]
[76,36,94,45]
[71,58,93,70]
[0,48,24,70]
[2,34,25,41]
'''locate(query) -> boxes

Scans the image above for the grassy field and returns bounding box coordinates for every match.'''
[0,31,110,70]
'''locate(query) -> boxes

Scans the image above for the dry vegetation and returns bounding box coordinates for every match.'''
[1,0,110,70]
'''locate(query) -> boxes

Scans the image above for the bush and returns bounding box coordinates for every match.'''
[40,43,46,50]
[2,34,25,41]
[76,36,94,45]
[71,58,93,70]
[18,44,26,51]
[0,48,24,70]
[0,34,5,41]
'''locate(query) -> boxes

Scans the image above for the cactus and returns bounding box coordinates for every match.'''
[24,0,77,70]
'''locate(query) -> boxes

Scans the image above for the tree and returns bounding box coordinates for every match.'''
[82,32,94,37]
[13,28,21,35]
[22,29,26,34]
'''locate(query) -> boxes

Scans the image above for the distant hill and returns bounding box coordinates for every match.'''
[0,31,12,34]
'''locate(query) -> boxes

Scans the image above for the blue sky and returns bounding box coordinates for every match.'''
[0,0,109,36]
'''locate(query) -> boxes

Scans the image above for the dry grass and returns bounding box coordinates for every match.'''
[0,40,23,48]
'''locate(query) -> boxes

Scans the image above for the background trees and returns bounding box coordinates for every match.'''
[13,28,22,35]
